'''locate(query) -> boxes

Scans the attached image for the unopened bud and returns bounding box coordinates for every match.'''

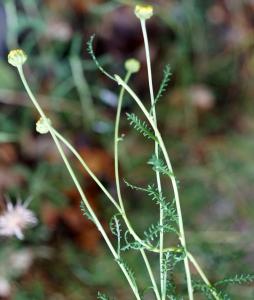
[8,49,27,68]
[135,5,154,20]
[36,117,51,134]
[125,58,141,73]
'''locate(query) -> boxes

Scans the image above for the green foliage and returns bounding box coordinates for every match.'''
[153,64,172,109]
[145,184,167,206]
[148,154,174,177]
[80,201,94,222]
[144,222,178,245]
[97,292,114,300]
[124,181,178,223]
[115,258,138,291]
[165,280,177,299]
[110,214,122,255]
[193,282,216,300]
[126,113,157,141]
[163,251,186,299]
[193,281,231,300]
[122,231,145,251]
[109,214,122,237]
[87,35,115,81]
[214,274,254,287]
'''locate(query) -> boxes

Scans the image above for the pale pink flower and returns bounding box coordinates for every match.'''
[0,198,37,239]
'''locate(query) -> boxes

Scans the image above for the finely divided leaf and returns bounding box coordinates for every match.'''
[80,201,94,222]
[148,154,174,177]
[87,35,115,81]
[153,64,172,107]
[97,292,114,300]
[127,113,157,141]
[214,274,254,287]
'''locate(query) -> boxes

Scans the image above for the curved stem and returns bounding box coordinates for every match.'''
[114,71,131,213]
[140,19,165,300]
[17,66,142,300]
[115,75,195,299]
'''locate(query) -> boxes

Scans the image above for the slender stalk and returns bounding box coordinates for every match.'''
[17,66,142,300]
[52,125,179,254]
[187,253,221,300]
[114,71,161,300]
[140,19,165,299]
[140,249,161,300]
[115,75,195,299]
[114,71,131,214]
[52,128,121,211]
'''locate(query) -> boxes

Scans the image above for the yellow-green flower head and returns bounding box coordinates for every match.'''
[135,4,154,20]
[8,49,27,68]
[36,117,51,134]
[125,58,141,73]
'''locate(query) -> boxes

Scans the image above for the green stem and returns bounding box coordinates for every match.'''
[52,128,121,211]
[114,71,161,300]
[140,249,161,300]
[17,66,142,300]
[187,252,221,300]
[52,123,179,254]
[115,74,195,299]
[114,71,131,214]
[140,19,165,300]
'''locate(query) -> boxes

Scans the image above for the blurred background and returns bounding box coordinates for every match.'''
[0,0,254,299]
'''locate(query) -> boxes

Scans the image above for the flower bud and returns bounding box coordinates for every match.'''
[36,117,51,134]
[125,58,141,73]
[135,5,154,20]
[8,49,27,68]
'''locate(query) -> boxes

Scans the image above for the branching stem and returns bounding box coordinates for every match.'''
[114,71,161,300]
[17,66,142,300]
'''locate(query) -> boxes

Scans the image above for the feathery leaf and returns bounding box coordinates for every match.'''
[116,258,138,291]
[152,64,172,110]
[97,292,114,300]
[127,113,157,141]
[80,201,94,222]
[87,35,115,81]
[148,154,174,177]
[110,214,122,255]
[214,274,254,287]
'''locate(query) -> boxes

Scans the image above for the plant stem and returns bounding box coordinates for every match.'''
[114,71,131,214]
[140,249,162,300]
[140,19,165,300]
[187,252,221,300]
[114,71,161,300]
[52,125,179,254]
[17,66,142,300]
[52,128,121,211]
[115,75,194,299]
